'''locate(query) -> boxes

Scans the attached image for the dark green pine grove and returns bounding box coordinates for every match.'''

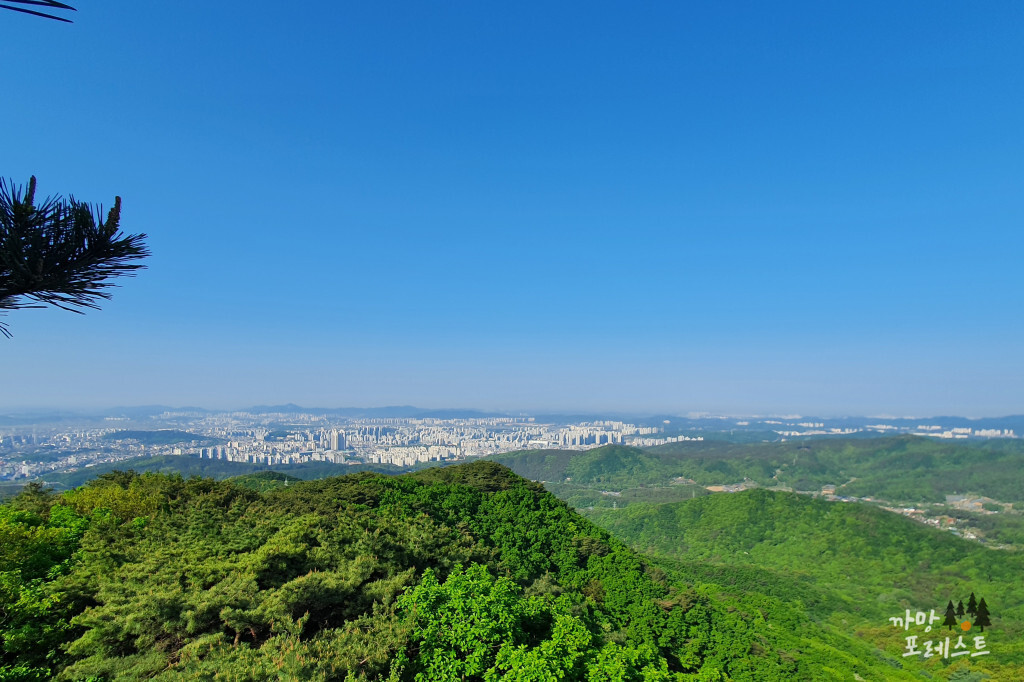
[0,462,946,681]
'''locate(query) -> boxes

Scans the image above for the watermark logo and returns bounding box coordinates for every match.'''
[888,592,991,660]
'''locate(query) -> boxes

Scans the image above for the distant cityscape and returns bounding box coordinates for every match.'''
[0,411,696,481]
[0,406,1018,482]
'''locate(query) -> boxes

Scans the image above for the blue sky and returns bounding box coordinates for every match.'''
[2,1,1022,415]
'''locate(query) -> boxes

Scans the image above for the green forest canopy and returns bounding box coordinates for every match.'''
[2,462,994,680]
[494,437,1024,503]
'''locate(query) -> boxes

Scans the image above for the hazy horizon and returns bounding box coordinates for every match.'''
[1,400,1022,423]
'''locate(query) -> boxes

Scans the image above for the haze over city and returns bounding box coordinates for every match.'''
[2,2,1022,415]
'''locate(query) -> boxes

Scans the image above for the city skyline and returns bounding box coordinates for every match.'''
[3,407,1017,485]
[2,2,1022,415]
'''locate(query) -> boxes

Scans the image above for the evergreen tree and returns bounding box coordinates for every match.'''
[967,593,978,618]
[974,598,992,632]
[0,176,148,337]
[956,600,965,619]
[7,481,55,516]
[942,600,958,631]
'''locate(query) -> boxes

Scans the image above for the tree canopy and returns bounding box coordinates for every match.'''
[0,462,940,680]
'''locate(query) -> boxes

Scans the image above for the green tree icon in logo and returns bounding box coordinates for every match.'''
[975,598,992,632]
[942,601,958,631]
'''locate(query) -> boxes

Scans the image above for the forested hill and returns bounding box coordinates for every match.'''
[586,490,1024,680]
[39,455,407,491]
[492,445,664,487]
[3,462,928,681]
[493,437,1024,503]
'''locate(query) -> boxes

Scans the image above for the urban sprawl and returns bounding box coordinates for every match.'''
[0,410,1016,482]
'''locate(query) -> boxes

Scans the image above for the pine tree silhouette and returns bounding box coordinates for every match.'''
[942,600,958,631]
[0,176,148,337]
[956,600,965,618]
[0,0,75,23]
[967,593,978,618]
[974,598,991,632]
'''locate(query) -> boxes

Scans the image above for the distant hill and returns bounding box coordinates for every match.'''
[807,414,1024,434]
[492,445,672,488]
[37,455,405,490]
[588,489,1023,616]
[495,437,1024,503]
[648,436,1024,502]
[542,481,710,510]
[586,490,1024,677]
[229,470,302,492]
[102,405,214,418]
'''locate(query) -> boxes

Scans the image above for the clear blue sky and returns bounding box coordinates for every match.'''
[2,1,1022,416]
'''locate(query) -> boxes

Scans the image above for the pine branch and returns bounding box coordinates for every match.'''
[0,0,76,23]
[0,176,150,337]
